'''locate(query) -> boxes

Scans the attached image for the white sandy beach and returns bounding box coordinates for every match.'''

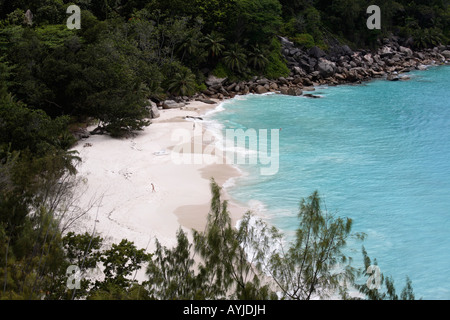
[69,99,247,267]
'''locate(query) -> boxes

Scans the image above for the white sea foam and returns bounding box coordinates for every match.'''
[203,102,226,117]
[202,109,262,167]
[246,199,268,216]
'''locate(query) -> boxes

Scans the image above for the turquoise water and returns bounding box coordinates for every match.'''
[209,66,450,300]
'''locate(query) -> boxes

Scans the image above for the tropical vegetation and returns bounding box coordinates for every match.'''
[1,0,446,300]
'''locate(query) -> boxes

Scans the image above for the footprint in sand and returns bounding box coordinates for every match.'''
[130,140,143,151]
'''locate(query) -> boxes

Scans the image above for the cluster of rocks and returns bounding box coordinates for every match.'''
[148,36,449,117]
[72,127,91,140]
[280,36,450,84]
[201,74,308,98]
[194,36,449,101]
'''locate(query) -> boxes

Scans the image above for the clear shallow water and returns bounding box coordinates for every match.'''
[209,66,450,300]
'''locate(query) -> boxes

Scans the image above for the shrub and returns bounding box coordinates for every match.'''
[196,82,207,92]
[292,33,315,49]
[264,37,290,79]
[212,61,230,78]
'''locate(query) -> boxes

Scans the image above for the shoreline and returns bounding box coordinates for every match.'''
[67,63,448,294]
[70,61,447,251]
[69,98,250,259]
[68,54,448,285]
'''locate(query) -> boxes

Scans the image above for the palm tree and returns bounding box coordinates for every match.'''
[167,68,197,97]
[179,36,202,62]
[222,44,247,73]
[204,31,225,58]
[412,28,442,49]
[248,44,269,71]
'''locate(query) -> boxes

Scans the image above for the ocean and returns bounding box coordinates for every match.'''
[207,65,450,300]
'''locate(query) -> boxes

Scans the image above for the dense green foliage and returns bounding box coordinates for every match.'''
[1,0,442,300]
[280,0,449,49]
[1,1,448,133]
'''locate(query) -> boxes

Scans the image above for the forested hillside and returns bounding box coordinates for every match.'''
[1,1,449,135]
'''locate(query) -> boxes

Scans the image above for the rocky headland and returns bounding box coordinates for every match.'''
[152,36,450,113]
